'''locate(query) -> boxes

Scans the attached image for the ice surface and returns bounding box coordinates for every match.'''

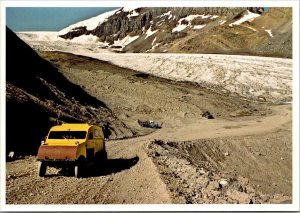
[18,32,292,103]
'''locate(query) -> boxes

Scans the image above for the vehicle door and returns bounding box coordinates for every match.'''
[94,128,104,152]
[86,128,95,160]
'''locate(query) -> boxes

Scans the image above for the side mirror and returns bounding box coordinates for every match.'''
[88,133,93,139]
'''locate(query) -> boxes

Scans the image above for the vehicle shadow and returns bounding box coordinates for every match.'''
[87,156,139,177]
[45,156,139,178]
[43,156,139,178]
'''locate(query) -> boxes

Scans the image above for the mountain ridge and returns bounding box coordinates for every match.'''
[57,7,292,58]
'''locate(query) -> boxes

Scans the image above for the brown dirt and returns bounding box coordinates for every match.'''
[6,51,292,204]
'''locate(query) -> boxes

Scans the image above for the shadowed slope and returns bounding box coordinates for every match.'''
[6,27,133,156]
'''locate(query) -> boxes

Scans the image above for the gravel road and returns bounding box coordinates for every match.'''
[6,51,292,205]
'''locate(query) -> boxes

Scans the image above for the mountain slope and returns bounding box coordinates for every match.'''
[58,7,292,58]
[6,27,134,156]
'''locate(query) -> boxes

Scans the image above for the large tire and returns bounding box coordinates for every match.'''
[95,151,107,164]
[74,160,86,178]
[38,161,47,177]
[101,151,108,161]
[74,165,80,178]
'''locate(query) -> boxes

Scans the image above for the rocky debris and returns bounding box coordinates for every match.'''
[7,151,16,162]
[8,151,15,159]
[147,139,292,204]
[224,152,230,156]
[202,111,214,119]
[218,179,229,188]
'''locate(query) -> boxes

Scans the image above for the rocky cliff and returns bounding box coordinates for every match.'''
[58,7,291,58]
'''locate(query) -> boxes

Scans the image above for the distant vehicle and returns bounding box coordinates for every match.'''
[138,120,161,129]
[37,123,107,178]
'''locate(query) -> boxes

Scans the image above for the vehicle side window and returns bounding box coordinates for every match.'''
[88,132,93,139]
[99,130,104,138]
[94,129,99,138]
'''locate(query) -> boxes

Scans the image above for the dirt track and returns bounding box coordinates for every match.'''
[6,52,292,204]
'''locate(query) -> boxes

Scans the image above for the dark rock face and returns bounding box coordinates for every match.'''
[59,7,263,42]
[60,26,89,39]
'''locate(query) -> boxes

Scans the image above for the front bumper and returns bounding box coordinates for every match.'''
[37,145,78,161]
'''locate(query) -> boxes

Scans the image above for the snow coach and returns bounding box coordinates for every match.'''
[37,123,107,178]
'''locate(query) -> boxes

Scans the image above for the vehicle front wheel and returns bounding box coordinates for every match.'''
[74,161,86,178]
[38,161,47,177]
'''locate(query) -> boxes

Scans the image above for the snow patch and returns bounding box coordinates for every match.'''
[172,14,209,32]
[172,24,187,33]
[160,11,173,20]
[265,29,274,37]
[193,25,206,30]
[199,14,211,19]
[152,43,160,50]
[160,11,171,17]
[210,15,219,19]
[182,15,201,22]
[220,20,226,25]
[247,26,257,32]
[145,27,158,39]
[127,10,139,19]
[121,7,140,12]
[59,8,120,35]
[230,10,260,26]
[114,35,140,47]
[152,37,157,46]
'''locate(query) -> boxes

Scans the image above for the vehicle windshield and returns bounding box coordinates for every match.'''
[48,131,87,139]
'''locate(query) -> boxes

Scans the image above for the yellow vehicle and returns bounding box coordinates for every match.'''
[37,123,107,178]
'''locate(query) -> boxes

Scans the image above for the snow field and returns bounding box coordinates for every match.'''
[18,13,292,102]
[81,52,292,103]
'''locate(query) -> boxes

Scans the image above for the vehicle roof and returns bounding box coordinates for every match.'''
[50,123,99,131]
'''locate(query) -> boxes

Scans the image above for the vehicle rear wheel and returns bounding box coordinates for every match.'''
[38,161,47,177]
[95,151,107,163]
[103,151,107,161]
